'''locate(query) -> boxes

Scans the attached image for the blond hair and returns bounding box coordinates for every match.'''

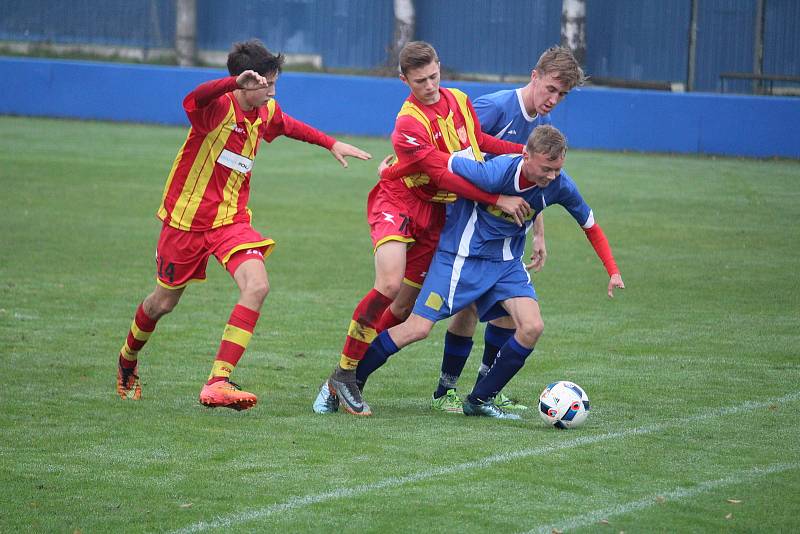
[535,46,585,89]
[526,125,567,160]
[399,41,439,75]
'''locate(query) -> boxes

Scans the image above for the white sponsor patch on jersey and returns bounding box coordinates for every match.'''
[217,149,254,173]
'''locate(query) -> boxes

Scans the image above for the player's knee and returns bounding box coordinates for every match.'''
[390,299,414,321]
[146,292,180,319]
[377,279,403,299]
[242,278,270,305]
[403,315,434,343]
[517,317,544,346]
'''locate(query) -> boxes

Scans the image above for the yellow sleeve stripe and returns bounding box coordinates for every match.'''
[347,320,378,344]
[222,324,253,348]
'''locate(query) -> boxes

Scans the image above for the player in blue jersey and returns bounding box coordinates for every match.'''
[429,46,586,413]
[353,125,624,418]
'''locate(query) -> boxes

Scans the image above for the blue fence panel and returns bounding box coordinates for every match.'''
[312,0,394,69]
[416,0,561,78]
[198,0,393,68]
[585,0,690,84]
[695,0,756,93]
[0,0,175,48]
[2,58,798,158]
[198,0,321,55]
[763,0,800,89]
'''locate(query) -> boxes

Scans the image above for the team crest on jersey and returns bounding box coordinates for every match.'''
[456,126,468,144]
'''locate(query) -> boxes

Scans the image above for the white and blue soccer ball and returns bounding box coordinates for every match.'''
[538,380,590,429]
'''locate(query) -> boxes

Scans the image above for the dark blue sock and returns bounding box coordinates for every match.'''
[434,331,473,398]
[356,330,400,388]
[475,323,515,385]
[468,336,532,404]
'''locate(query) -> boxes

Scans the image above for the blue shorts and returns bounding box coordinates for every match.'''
[412,250,537,323]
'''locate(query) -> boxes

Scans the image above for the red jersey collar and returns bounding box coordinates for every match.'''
[228,93,271,125]
[407,88,458,123]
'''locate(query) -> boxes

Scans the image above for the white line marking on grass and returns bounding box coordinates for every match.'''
[524,462,800,534]
[174,391,800,534]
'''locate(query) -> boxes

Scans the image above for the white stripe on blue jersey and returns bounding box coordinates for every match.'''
[473,88,552,147]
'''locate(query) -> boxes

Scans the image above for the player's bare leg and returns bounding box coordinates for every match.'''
[117,285,184,400]
[199,257,266,411]
[326,241,406,416]
[464,297,542,419]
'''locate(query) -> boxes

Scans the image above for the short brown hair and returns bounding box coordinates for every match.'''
[399,41,439,75]
[227,39,285,77]
[535,46,585,89]
[526,125,567,160]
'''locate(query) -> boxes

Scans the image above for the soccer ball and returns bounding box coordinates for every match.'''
[538,381,590,429]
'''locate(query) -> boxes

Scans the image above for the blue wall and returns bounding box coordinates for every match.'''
[1,57,797,159]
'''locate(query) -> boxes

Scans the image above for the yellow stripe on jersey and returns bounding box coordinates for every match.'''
[346,319,378,344]
[211,101,274,228]
[171,103,236,230]
[222,324,253,348]
[158,136,191,222]
[437,110,461,153]
[397,102,435,141]
[450,89,485,163]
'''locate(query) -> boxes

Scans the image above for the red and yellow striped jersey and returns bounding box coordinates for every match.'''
[388,87,486,204]
[157,76,335,231]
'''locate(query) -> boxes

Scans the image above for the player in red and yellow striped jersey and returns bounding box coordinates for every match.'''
[316,42,531,416]
[117,39,371,410]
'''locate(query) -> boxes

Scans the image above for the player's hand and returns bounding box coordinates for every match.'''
[526,238,547,271]
[236,70,268,90]
[330,141,372,168]
[377,154,395,177]
[495,195,531,226]
[607,273,625,298]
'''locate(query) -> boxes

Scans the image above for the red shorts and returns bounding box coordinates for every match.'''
[366,181,445,287]
[155,222,275,289]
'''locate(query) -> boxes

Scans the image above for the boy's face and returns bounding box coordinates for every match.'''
[400,61,441,105]
[242,72,278,108]
[530,71,571,115]
[521,149,564,188]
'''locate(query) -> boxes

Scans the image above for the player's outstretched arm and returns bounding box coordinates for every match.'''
[583,223,624,298]
[329,141,372,168]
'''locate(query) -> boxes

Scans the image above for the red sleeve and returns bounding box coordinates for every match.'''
[391,115,437,164]
[262,104,336,149]
[381,150,499,205]
[465,98,525,156]
[389,114,498,204]
[477,131,524,156]
[583,223,620,276]
[182,76,239,132]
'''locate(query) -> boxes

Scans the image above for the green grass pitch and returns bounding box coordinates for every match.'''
[1,115,799,532]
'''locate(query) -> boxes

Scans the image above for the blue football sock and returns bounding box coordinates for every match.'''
[469,336,532,403]
[356,330,400,387]
[434,331,473,398]
[475,323,515,385]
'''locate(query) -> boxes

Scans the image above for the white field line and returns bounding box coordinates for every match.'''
[174,391,800,534]
[524,462,800,534]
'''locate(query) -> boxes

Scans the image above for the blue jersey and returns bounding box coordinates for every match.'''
[473,89,552,147]
[439,155,593,261]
